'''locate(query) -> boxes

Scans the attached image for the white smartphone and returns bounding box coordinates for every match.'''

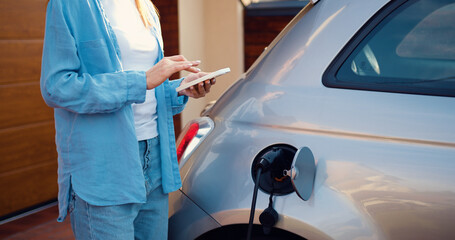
[176,67,231,92]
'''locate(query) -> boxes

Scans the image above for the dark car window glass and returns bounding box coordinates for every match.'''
[333,0,455,97]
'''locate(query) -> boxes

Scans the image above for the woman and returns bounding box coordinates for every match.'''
[40,0,214,239]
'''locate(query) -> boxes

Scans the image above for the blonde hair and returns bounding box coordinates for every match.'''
[135,0,160,28]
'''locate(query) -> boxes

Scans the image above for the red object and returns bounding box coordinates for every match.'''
[176,122,199,162]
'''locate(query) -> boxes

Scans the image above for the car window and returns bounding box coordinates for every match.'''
[324,0,455,97]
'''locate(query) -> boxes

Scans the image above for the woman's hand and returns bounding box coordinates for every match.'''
[178,72,216,98]
[146,55,200,90]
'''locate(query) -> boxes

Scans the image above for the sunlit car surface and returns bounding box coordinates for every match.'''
[169,0,455,239]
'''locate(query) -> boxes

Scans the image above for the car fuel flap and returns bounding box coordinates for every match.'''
[284,147,316,201]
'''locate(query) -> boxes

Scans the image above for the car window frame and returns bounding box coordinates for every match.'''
[322,0,455,98]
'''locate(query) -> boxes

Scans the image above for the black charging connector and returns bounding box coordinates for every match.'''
[259,149,281,169]
[259,193,278,235]
[256,157,271,171]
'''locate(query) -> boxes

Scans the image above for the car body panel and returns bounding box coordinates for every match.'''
[169,0,455,239]
[168,190,221,239]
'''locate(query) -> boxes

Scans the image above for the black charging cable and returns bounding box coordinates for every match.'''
[247,157,272,240]
[247,167,262,240]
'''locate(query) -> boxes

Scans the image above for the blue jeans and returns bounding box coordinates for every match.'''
[69,137,168,239]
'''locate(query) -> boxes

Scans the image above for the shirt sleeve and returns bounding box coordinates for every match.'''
[40,0,147,114]
[168,78,189,115]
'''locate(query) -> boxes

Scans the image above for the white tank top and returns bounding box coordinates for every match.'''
[101,0,159,141]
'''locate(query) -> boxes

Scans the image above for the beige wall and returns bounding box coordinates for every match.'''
[178,0,244,128]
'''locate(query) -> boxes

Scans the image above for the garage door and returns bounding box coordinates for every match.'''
[0,0,58,219]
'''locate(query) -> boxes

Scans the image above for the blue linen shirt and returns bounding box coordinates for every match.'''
[40,0,188,221]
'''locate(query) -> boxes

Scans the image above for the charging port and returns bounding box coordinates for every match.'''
[251,144,297,196]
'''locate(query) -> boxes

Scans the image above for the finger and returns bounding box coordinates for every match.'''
[203,80,211,92]
[197,82,206,96]
[189,86,199,97]
[190,60,201,67]
[186,66,201,73]
[168,55,200,65]
[168,55,186,61]
[211,78,216,85]
[170,62,197,74]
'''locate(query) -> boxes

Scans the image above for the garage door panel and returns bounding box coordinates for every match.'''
[0,122,56,175]
[0,0,47,40]
[0,40,43,85]
[0,83,53,129]
[0,161,58,217]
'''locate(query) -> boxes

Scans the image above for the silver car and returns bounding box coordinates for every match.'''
[169,0,455,239]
